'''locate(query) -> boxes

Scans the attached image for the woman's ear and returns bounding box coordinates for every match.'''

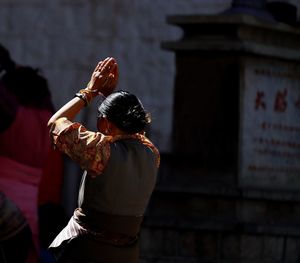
[97,117,123,135]
[97,116,108,134]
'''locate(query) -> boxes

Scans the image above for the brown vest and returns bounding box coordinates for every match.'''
[78,138,158,236]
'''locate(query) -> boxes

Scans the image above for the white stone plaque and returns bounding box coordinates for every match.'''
[239,57,300,189]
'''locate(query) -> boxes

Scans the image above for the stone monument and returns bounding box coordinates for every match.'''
[161,0,300,191]
[140,1,300,263]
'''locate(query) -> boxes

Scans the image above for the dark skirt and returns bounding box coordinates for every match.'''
[49,209,142,263]
[54,234,139,263]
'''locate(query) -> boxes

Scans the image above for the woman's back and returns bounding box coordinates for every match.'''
[80,138,158,216]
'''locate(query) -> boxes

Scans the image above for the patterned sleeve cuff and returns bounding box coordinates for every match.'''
[49,117,78,145]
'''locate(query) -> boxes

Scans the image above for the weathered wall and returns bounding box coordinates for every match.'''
[2,1,300,262]
[1,0,299,151]
[0,0,231,153]
[0,0,234,213]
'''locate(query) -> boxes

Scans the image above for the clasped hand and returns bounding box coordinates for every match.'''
[86,57,118,97]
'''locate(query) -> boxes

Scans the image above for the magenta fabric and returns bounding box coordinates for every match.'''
[0,106,53,263]
[0,106,52,168]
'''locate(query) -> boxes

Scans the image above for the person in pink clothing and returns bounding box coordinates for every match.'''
[0,44,59,263]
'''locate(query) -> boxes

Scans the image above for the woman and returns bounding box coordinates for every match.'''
[48,57,160,263]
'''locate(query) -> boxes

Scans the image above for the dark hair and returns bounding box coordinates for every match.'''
[0,44,16,74]
[2,66,54,111]
[98,90,151,134]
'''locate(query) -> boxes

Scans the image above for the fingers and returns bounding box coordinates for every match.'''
[93,57,109,73]
[101,58,116,75]
[98,57,116,73]
[111,62,118,75]
[94,59,118,86]
[88,57,118,95]
[97,57,110,71]
[108,63,118,76]
[102,72,116,87]
[95,61,103,71]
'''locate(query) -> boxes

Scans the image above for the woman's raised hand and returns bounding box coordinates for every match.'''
[86,57,119,97]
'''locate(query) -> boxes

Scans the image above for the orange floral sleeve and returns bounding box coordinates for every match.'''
[49,117,111,176]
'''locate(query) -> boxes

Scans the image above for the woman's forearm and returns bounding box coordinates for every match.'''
[47,97,85,127]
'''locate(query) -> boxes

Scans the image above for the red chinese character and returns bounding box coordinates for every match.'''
[274,89,287,112]
[255,91,266,110]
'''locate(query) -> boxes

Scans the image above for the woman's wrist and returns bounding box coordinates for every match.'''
[74,92,88,106]
[74,88,98,107]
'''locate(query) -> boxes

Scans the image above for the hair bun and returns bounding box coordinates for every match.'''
[98,90,151,134]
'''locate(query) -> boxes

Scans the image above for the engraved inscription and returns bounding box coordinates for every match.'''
[239,59,300,189]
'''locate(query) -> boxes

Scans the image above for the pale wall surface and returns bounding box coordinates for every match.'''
[0,0,299,152]
[0,0,231,152]
[1,0,299,213]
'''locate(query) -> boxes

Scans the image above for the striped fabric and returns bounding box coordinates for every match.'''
[49,212,87,249]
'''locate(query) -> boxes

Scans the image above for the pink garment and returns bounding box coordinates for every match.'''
[0,106,52,168]
[0,106,52,262]
[0,156,41,248]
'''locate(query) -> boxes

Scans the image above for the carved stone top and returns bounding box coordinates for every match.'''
[225,0,274,22]
[232,0,267,9]
[162,13,300,60]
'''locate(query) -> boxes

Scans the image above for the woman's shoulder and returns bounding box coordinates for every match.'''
[110,135,160,168]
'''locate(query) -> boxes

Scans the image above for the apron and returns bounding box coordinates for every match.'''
[49,208,143,263]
